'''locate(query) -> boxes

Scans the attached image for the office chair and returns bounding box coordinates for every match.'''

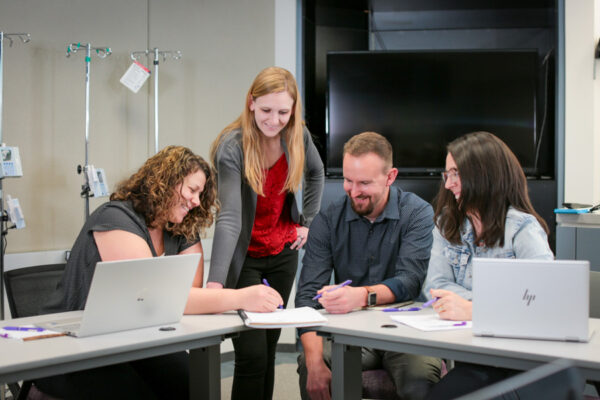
[3,263,66,400]
[455,359,585,400]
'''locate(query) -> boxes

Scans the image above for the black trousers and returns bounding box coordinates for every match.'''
[34,352,189,400]
[231,245,298,400]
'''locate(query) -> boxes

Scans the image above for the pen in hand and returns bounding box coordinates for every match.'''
[382,297,438,312]
[312,279,353,300]
[262,279,284,309]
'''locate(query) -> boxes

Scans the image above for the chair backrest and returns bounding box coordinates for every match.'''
[590,271,600,318]
[4,263,66,318]
[456,359,584,400]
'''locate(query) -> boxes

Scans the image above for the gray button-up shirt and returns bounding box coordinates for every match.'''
[296,186,434,318]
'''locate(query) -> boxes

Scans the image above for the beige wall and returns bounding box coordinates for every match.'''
[0,0,275,253]
[564,0,600,204]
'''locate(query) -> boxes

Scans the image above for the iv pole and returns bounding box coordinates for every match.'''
[66,42,111,219]
[130,48,182,154]
[0,32,31,322]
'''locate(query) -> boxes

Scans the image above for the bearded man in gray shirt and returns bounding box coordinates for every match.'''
[296,132,441,400]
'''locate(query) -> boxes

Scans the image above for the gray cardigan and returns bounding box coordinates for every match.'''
[208,127,324,288]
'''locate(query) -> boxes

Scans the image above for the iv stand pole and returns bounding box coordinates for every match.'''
[130,48,182,154]
[67,43,111,220]
[0,31,5,323]
[0,32,30,322]
[153,48,159,154]
[83,43,91,219]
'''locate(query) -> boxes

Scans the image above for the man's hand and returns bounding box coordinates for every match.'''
[306,358,332,400]
[430,288,472,321]
[318,286,365,314]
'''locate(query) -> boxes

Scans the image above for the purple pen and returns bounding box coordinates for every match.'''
[422,297,439,308]
[3,326,44,332]
[383,298,439,312]
[313,279,352,300]
[383,307,421,312]
[262,279,284,309]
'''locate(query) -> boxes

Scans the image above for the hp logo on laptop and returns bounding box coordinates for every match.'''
[522,289,536,306]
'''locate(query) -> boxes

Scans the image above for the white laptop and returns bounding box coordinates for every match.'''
[40,253,200,337]
[472,258,590,342]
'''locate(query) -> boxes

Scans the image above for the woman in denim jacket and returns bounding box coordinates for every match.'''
[422,131,553,399]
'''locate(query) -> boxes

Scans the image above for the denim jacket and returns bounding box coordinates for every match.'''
[422,207,554,300]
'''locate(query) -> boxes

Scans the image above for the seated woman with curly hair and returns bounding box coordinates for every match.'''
[37,146,283,400]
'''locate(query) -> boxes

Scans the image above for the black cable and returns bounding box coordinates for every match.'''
[534,48,553,174]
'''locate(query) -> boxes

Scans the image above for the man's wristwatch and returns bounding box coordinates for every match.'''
[365,286,377,307]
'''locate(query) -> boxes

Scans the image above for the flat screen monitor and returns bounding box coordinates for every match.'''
[326,50,538,176]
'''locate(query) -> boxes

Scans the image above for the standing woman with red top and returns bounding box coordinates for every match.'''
[208,66,324,399]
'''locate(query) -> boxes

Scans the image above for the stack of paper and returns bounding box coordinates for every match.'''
[390,314,472,331]
[238,307,328,329]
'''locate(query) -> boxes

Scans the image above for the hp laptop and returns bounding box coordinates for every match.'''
[40,253,200,337]
[472,258,590,342]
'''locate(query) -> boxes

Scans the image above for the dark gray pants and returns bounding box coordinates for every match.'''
[297,338,442,400]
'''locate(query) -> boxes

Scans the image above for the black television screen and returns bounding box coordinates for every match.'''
[326,50,539,176]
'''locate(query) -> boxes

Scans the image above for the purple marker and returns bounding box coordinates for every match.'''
[383,298,439,312]
[422,297,439,308]
[3,326,44,332]
[313,279,352,300]
[383,307,422,312]
[262,279,283,309]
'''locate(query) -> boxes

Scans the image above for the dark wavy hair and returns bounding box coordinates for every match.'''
[111,146,218,242]
[434,131,548,247]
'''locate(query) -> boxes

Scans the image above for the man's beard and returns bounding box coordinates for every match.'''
[350,196,375,217]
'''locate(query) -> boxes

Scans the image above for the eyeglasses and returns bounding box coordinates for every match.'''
[441,169,459,183]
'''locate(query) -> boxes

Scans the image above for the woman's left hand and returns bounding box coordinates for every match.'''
[291,226,309,250]
[430,288,472,321]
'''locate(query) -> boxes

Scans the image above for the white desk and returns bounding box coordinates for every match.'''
[314,310,600,400]
[0,311,246,399]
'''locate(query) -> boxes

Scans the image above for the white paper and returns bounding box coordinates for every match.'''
[240,307,328,329]
[390,314,472,331]
[120,61,151,93]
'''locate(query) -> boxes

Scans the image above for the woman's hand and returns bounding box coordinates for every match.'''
[430,288,472,321]
[238,284,284,312]
[291,226,309,250]
[205,281,224,289]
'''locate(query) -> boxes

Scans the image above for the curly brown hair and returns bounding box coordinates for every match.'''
[111,146,218,242]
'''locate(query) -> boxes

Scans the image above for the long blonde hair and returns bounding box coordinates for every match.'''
[210,66,305,196]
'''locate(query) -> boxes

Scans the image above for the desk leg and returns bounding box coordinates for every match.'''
[189,345,220,400]
[331,341,361,400]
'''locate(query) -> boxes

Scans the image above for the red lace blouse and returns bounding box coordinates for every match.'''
[247,154,299,258]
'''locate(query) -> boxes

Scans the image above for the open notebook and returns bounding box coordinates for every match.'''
[237,307,327,329]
